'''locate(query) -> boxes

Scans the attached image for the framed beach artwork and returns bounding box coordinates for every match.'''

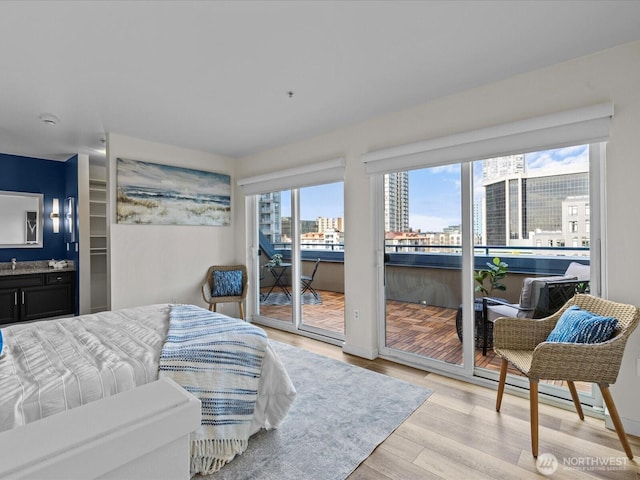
[116,158,231,226]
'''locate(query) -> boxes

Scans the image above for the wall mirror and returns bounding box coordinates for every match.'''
[0,191,44,248]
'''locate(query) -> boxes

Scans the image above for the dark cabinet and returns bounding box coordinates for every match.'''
[0,288,19,324]
[0,271,75,325]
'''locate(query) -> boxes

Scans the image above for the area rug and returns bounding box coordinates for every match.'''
[260,291,322,306]
[195,339,432,480]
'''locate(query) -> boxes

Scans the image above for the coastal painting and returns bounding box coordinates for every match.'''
[116,158,231,226]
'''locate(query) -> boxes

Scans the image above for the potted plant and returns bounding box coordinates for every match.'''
[473,256,509,353]
[266,253,283,268]
[457,256,509,345]
[474,257,509,297]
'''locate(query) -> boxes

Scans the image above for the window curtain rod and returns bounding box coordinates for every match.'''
[362,102,613,175]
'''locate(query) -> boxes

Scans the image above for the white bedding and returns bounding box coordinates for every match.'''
[0,304,295,436]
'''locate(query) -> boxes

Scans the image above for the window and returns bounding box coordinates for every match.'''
[364,103,607,406]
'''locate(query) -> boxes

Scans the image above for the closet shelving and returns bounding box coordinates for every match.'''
[89,178,108,313]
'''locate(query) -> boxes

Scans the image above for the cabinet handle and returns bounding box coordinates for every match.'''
[22,291,25,305]
[14,291,18,306]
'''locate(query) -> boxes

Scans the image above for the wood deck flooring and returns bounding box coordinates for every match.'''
[260,289,524,373]
[259,288,590,392]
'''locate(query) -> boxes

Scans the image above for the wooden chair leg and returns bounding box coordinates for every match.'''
[530,380,539,458]
[238,302,244,320]
[599,384,634,459]
[208,304,213,312]
[213,304,217,313]
[496,358,508,412]
[567,381,584,420]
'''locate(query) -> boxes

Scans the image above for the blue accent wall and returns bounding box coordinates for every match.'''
[0,152,78,263]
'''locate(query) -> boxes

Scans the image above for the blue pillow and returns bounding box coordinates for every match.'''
[213,270,243,297]
[546,305,618,343]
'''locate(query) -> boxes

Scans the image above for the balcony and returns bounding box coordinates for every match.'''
[258,243,590,390]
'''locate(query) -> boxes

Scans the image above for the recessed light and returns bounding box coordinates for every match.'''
[39,113,61,126]
[286,91,294,98]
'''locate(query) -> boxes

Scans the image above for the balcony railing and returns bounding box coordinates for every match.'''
[269,241,588,274]
[261,231,590,309]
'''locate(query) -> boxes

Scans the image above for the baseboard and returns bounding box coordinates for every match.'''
[342,342,378,360]
[605,412,640,437]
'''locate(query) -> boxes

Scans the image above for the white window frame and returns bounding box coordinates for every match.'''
[364,104,611,409]
[239,159,346,345]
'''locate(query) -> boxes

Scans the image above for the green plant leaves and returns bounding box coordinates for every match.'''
[474,257,509,296]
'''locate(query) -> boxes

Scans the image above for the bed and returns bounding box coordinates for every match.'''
[0,304,296,477]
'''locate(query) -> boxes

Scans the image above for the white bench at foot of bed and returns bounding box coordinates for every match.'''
[0,378,201,480]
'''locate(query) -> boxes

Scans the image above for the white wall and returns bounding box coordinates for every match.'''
[77,154,91,314]
[107,134,240,315]
[234,41,640,430]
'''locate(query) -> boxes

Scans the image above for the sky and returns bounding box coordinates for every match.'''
[408,145,589,232]
[280,181,344,219]
[278,145,589,232]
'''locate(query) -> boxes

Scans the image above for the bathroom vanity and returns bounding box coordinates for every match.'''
[0,261,76,325]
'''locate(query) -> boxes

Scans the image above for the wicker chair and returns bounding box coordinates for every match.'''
[493,294,640,459]
[201,265,248,320]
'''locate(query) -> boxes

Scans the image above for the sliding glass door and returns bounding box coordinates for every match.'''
[254,182,345,342]
[257,190,293,325]
[299,182,345,337]
[377,144,602,407]
[382,167,464,368]
[471,146,599,405]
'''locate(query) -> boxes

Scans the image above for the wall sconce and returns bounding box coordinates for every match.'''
[64,197,75,243]
[50,198,60,233]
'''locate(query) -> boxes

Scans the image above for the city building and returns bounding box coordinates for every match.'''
[317,216,343,233]
[300,228,344,250]
[259,192,282,243]
[384,172,409,232]
[483,160,589,247]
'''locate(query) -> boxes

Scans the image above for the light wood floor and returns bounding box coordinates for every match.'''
[264,326,640,480]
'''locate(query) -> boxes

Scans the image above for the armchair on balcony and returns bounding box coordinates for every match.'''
[201,264,248,320]
[493,294,640,459]
[481,262,591,355]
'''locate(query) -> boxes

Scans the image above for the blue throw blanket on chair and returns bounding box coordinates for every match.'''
[159,304,268,475]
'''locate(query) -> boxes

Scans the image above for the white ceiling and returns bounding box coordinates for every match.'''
[1,0,640,163]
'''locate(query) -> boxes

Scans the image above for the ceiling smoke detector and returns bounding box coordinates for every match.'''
[39,113,61,126]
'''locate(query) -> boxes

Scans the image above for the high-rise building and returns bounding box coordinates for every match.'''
[473,200,483,244]
[258,192,282,243]
[482,155,525,181]
[483,161,589,246]
[384,172,409,232]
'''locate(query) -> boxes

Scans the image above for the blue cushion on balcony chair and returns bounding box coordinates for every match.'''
[212,270,243,297]
[546,305,617,344]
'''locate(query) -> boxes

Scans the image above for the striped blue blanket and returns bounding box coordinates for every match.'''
[159,305,268,475]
